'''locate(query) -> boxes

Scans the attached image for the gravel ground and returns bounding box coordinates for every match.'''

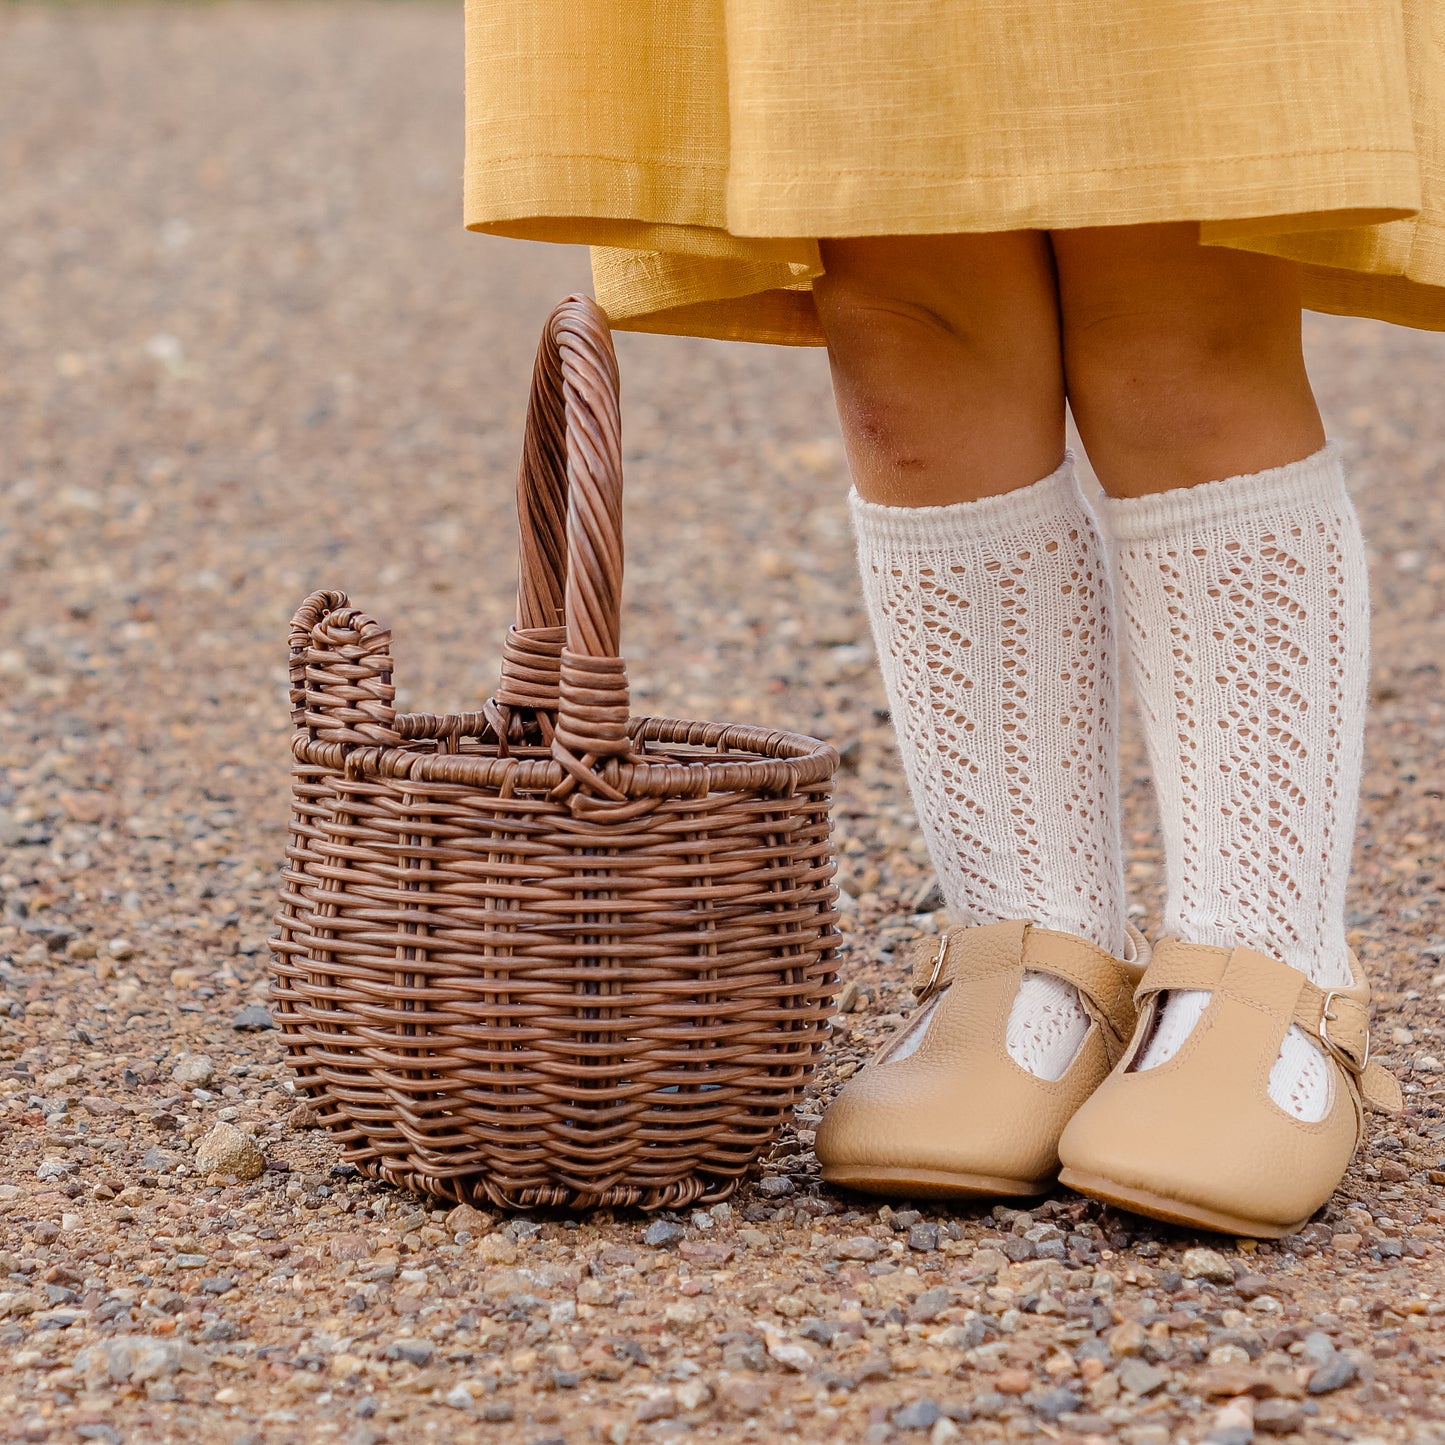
[2,6,1444,1445]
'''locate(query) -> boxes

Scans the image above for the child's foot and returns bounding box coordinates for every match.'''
[1058,939,1401,1237]
[815,920,1147,1199]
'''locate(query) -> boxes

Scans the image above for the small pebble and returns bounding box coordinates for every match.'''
[1117,1359,1170,1397]
[385,1340,434,1366]
[906,1287,949,1323]
[756,1175,794,1198]
[193,1122,264,1180]
[1205,1429,1255,1445]
[1212,1396,1255,1434]
[1208,1344,1252,1368]
[718,1377,772,1415]
[635,1391,676,1422]
[1234,1273,1271,1300]
[1028,1387,1082,1421]
[764,1333,814,1372]
[891,1397,942,1431]
[1253,1399,1306,1434]
[170,1053,216,1088]
[852,1352,894,1383]
[1181,1247,1235,1282]
[1306,1354,1359,1394]
[832,1235,883,1261]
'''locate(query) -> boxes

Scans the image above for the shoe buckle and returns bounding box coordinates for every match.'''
[914,932,953,1005]
[1318,991,1369,1074]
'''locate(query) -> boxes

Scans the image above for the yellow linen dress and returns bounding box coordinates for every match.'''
[464,0,1445,344]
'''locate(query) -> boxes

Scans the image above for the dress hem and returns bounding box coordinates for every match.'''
[465,146,1419,242]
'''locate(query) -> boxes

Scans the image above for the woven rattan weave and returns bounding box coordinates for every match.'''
[271,296,841,1211]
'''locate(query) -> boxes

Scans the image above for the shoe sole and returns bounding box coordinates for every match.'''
[821,1164,1051,1200]
[1057,1168,1307,1240]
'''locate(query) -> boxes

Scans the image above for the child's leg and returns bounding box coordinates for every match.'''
[1054,223,1369,1120]
[1053,222,1325,496]
[817,233,1066,504]
[816,234,1129,1082]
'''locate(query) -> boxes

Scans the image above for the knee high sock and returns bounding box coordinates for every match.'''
[850,455,1128,1081]
[1104,443,1371,1121]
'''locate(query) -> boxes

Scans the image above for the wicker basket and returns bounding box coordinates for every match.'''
[270,296,840,1212]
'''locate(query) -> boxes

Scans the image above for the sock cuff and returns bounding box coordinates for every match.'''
[848,452,1085,550]
[1101,441,1348,542]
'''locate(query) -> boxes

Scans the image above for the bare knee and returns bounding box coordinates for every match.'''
[815,235,1067,503]
[1064,311,1323,495]
[1053,226,1323,495]
[814,278,1010,473]
[1065,308,1297,454]
[816,234,1059,381]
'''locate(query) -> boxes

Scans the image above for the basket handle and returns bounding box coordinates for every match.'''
[491,296,632,795]
[288,589,401,746]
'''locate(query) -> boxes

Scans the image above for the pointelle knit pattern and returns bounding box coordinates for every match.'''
[1105,443,1371,1121]
[851,456,1128,1081]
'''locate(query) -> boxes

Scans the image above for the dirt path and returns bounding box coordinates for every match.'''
[2,6,1444,1443]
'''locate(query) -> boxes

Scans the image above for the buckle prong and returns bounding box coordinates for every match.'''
[1318,990,1369,1073]
[917,932,951,1004]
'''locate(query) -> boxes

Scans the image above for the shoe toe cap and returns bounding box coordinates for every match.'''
[1058,1069,1358,1233]
[816,1053,1070,1186]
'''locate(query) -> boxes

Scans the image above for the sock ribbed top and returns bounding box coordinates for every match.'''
[849,453,1078,548]
[1101,441,1342,540]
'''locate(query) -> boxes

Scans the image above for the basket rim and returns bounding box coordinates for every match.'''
[291,711,839,798]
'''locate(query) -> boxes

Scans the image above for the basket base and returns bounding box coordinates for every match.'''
[350,1155,745,1215]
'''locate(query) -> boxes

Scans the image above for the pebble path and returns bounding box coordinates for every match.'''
[2,6,1444,1444]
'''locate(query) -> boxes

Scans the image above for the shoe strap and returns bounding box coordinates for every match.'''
[910,920,1027,1004]
[1137,938,1402,1114]
[909,920,1141,1066]
[1025,928,1143,1066]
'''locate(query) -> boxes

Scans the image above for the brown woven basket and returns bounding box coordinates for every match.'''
[270,295,840,1212]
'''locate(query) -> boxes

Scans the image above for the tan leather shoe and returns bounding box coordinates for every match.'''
[1057,939,1403,1238]
[815,919,1148,1199]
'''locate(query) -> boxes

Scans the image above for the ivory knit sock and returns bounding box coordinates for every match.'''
[850,455,1128,1081]
[1104,443,1371,1121]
